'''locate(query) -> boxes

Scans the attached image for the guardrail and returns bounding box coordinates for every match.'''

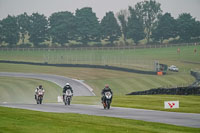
[0,43,199,51]
[0,60,156,75]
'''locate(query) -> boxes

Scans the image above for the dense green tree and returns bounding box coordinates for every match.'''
[100,11,121,44]
[75,7,100,45]
[17,12,30,45]
[0,20,3,44]
[1,15,19,47]
[127,7,145,44]
[194,21,200,38]
[28,13,48,47]
[117,10,128,44]
[49,11,76,46]
[177,13,200,42]
[152,13,177,43]
[135,0,162,44]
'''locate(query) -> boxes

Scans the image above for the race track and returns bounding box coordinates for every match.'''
[1,103,200,128]
[0,72,95,96]
[0,72,200,128]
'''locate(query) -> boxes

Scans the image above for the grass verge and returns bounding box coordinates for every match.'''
[0,106,199,133]
[72,95,200,114]
[112,95,200,113]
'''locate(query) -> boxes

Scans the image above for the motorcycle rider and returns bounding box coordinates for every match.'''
[63,83,73,100]
[101,84,113,104]
[35,85,45,100]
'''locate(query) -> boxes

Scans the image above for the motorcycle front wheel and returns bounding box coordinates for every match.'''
[106,100,111,109]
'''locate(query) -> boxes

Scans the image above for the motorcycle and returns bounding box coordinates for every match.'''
[102,91,112,109]
[36,89,44,104]
[63,89,73,105]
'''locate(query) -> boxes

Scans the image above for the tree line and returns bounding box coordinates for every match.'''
[0,0,200,47]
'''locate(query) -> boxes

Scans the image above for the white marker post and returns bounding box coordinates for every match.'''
[164,101,179,109]
[57,96,63,103]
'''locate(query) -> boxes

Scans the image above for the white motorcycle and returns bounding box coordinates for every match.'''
[102,91,112,109]
[63,89,73,105]
[36,89,44,104]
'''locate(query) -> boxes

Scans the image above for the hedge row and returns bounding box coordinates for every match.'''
[190,70,200,87]
[127,86,200,95]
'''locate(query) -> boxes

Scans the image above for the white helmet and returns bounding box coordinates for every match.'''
[66,83,70,86]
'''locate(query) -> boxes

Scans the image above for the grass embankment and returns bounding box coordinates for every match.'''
[0,63,195,96]
[0,77,62,103]
[0,45,199,71]
[0,106,199,133]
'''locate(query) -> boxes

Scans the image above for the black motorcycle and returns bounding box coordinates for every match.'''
[102,91,112,109]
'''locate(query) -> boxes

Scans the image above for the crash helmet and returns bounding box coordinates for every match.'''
[105,84,109,88]
[39,85,42,89]
[66,83,70,86]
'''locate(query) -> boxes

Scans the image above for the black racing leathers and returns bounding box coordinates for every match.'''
[63,85,73,99]
[35,87,44,99]
[101,87,113,103]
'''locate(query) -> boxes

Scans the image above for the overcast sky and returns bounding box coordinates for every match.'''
[0,0,200,20]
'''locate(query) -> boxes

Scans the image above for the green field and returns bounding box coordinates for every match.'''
[0,63,195,96]
[0,45,200,132]
[0,106,199,133]
[0,45,199,99]
[0,64,200,113]
[0,77,62,103]
[0,77,200,132]
[1,77,200,113]
[1,45,200,71]
[112,95,200,113]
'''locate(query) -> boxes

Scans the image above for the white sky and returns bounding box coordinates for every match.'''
[0,0,200,20]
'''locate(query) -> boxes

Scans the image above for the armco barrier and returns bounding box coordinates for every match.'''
[0,60,156,75]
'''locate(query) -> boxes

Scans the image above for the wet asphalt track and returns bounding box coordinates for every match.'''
[1,103,200,128]
[0,72,200,128]
[0,72,95,96]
